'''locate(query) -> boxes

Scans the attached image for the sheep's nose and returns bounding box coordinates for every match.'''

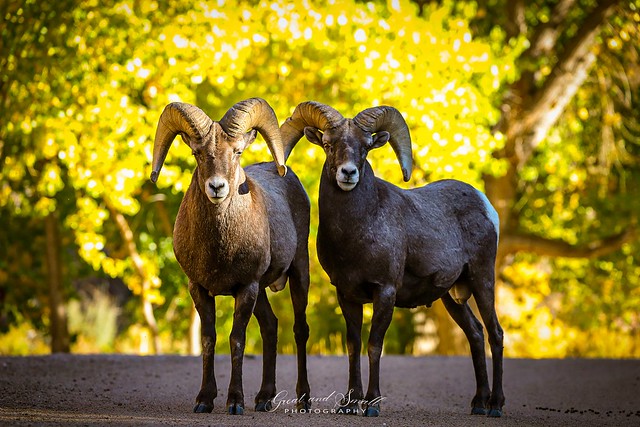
[206,178,229,202]
[341,165,358,177]
[209,180,226,192]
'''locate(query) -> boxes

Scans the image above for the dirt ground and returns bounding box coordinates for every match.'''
[1,354,639,427]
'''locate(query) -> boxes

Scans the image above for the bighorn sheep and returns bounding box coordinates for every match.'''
[280,102,504,417]
[150,98,311,414]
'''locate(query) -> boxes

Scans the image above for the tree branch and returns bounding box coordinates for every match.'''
[527,0,577,57]
[499,226,636,259]
[514,0,621,140]
[505,0,526,40]
[522,51,596,160]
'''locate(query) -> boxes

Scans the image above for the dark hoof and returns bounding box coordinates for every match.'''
[228,403,244,415]
[296,400,311,411]
[337,403,360,415]
[255,400,272,412]
[471,407,488,415]
[363,405,380,417]
[193,402,213,413]
[488,408,503,417]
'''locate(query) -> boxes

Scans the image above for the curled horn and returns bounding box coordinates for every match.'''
[219,98,287,177]
[280,101,346,160]
[151,102,212,183]
[353,106,413,182]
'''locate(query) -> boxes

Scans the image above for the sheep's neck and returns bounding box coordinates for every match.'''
[182,169,266,250]
[173,174,268,293]
[320,160,379,218]
[208,185,262,239]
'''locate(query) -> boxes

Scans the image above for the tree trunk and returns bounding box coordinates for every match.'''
[44,212,70,353]
[107,201,161,355]
[413,0,629,357]
[486,0,628,270]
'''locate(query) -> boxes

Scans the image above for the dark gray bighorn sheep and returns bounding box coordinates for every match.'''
[151,98,311,414]
[280,101,504,417]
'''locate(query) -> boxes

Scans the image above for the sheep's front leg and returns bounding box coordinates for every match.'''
[189,281,217,413]
[227,282,259,415]
[336,290,363,415]
[364,284,396,417]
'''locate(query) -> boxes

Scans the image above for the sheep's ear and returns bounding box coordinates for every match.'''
[370,131,390,150]
[241,129,258,149]
[303,126,323,146]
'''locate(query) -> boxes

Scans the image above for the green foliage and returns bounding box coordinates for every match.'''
[1,0,638,358]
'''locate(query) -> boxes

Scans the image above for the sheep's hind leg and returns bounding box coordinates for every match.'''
[441,293,491,415]
[336,291,364,415]
[363,284,396,417]
[189,281,217,413]
[253,288,278,412]
[473,282,505,417]
[289,260,311,410]
[227,282,259,415]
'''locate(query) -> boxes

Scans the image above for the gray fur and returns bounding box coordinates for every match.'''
[283,101,505,417]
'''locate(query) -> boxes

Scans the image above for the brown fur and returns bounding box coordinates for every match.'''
[153,101,311,415]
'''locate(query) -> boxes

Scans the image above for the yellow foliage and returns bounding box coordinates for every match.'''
[9,0,635,359]
[0,322,50,356]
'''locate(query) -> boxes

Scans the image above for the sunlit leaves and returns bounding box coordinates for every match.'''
[0,0,515,354]
[4,0,637,357]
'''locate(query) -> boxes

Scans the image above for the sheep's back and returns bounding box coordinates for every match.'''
[403,179,498,266]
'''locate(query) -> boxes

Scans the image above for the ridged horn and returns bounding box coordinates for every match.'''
[353,106,413,182]
[151,102,212,183]
[219,98,287,177]
[280,101,346,160]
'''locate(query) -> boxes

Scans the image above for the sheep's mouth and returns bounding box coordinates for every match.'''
[337,180,358,191]
[207,194,227,204]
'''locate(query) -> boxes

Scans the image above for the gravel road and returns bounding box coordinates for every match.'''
[1,354,639,426]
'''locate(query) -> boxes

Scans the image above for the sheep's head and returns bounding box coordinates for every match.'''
[151,98,287,204]
[280,101,413,191]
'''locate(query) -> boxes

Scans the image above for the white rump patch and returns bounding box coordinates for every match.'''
[476,189,500,246]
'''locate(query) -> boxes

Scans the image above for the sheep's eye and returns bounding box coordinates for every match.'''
[322,143,332,153]
[233,149,243,157]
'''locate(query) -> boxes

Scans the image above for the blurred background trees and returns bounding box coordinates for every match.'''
[1,0,638,357]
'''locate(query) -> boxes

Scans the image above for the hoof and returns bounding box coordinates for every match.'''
[296,400,311,411]
[228,403,244,415]
[488,408,503,417]
[363,405,380,417]
[255,400,272,412]
[471,407,488,415]
[193,402,213,413]
[337,403,360,415]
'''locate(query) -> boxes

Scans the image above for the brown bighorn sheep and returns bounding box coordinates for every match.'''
[151,98,311,414]
[280,101,504,417]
